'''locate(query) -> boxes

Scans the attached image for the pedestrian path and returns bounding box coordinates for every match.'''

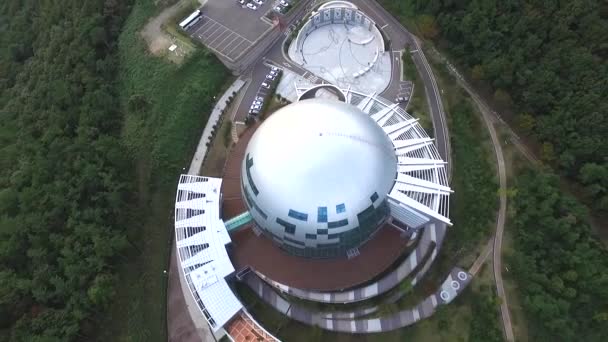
[188,79,246,175]
[243,266,472,333]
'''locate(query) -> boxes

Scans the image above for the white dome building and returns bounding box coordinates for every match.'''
[241,99,397,258]
[241,86,452,258]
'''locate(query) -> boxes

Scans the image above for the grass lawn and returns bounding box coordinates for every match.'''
[199,117,233,177]
[92,0,231,340]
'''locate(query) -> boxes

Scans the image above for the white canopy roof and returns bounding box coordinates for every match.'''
[174,175,242,331]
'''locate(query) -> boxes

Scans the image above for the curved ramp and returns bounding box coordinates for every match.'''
[258,223,445,304]
[243,267,472,333]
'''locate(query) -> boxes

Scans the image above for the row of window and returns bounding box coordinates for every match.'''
[276,217,296,234]
[242,178,268,220]
[176,208,205,220]
[245,154,259,196]
[177,190,207,201]
[328,218,349,228]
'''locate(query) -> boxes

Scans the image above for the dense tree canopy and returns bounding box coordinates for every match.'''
[0,0,130,340]
[380,0,608,212]
[510,170,608,341]
[449,100,498,251]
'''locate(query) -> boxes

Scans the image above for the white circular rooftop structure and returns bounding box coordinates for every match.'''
[241,99,397,258]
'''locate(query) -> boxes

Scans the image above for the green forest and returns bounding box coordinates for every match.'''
[510,170,608,341]
[449,100,497,252]
[0,0,229,340]
[380,0,608,213]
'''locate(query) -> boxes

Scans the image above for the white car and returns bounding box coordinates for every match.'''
[269,70,278,76]
[396,96,409,103]
[270,66,279,72]
[238,0,246,4]
[280,0,289,6]
[253,0,263,5]
[252,100,263,106]
[265,74,276,80]
[251,104,262,111]
[246,3,257,10]
[275,6,284,13]
[261,82,270,89]
[255,95,264,101]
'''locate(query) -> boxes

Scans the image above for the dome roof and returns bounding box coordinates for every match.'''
[241,99,397,256]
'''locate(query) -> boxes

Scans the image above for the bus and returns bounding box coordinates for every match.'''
[179,10,202,31]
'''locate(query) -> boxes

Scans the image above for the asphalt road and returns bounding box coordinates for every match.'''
[350,0,451,174]
[462,77,514,342]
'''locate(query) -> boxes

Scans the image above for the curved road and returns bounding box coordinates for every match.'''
[460,78,514,342]
[354,5,513,340]
[351,0,451,175]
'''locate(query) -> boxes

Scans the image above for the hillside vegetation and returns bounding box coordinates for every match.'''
[380,0,608,213]
[510,170,608,341]
[0,0,131,340]
[0,0,229,340]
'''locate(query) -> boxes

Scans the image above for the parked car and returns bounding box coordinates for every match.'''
[252,100,263,106]
[280,0,289,6]
[270,66,279,72]
[253,0,263,5]
[255,95,264,102]
[246,3,257,10]
[265,74,276,80]
[395,96,409,103]
[238,0,246,4]
[261,82,270,89]
[249,109,260,115]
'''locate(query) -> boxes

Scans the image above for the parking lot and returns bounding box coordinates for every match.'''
[234,64,284,122]
[185,0,276,62]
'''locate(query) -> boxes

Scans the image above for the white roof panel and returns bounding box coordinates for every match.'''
[174,175,243,331]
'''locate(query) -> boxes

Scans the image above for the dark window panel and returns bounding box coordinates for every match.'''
[276,217,296,234]
[317,206,328,223]
[328,218,349,228]
[370,192,379,202]
[288,209,308,221]
[336,203,346,213]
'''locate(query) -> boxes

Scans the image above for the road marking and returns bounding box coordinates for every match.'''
[193,20,214,36]
[207,28,231,46]
[410,49,418,53]
[225,39,249,57]
[201,23,224,41]
[380,23,389,29]
[219,34,241,53]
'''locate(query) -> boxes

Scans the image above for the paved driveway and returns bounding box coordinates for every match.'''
[185,0,275,61]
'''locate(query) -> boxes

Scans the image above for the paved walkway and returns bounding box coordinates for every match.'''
[431,51,514,341]
[258,223,445,304]
[168,78,246,342]
[188,79,246,175]
[244,266,472,333]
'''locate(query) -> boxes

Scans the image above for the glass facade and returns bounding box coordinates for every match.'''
[243,156,390,258]
[336,203,346,213]
[288,209,308,221]
[276,217,296,234]
[317,207,328,223]
[245,153,259,195]
[272,199,389,259]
